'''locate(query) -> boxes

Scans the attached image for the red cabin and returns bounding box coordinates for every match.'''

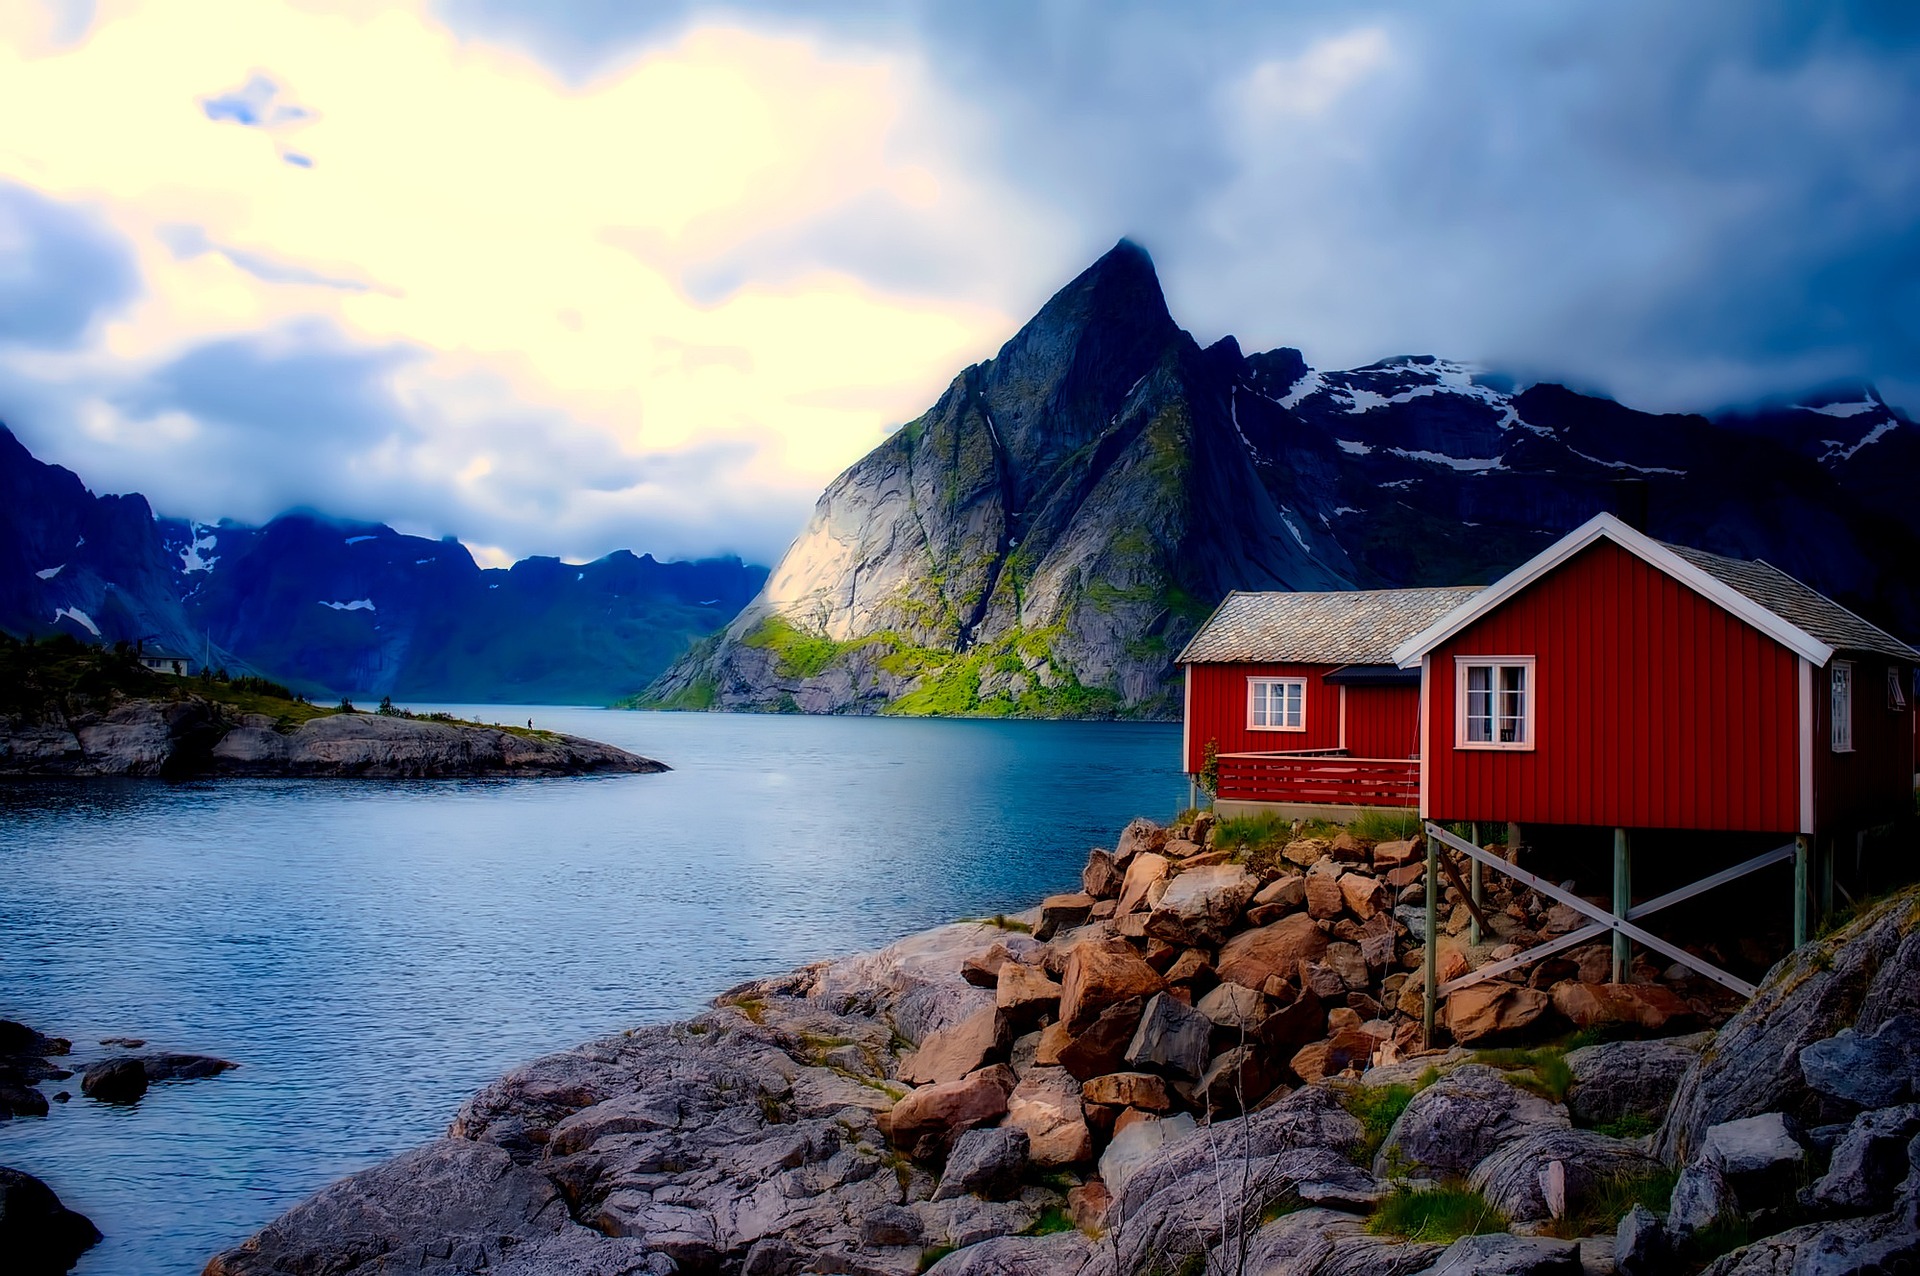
[1177,587,1482,817]
[1391,513,1919,841]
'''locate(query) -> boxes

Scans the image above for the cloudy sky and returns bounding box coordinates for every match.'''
[1,1,1913,567]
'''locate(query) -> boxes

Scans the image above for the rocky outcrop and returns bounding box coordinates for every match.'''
[0,698,665,778]
[200,827,1920,1276]
[0,1166,101,1276]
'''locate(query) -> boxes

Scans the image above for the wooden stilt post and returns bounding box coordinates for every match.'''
[1794,835,1811,948]
[1612,828,1631,984]
[1469,823,1482,946]
[1821,836,1834,922]
[1423,833,1439,1047]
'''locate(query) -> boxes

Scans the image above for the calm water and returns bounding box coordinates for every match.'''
[0,709,1183,1275]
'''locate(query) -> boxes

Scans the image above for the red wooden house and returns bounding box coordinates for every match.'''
[1177,586,1482,817]
[1391,512,1920,841]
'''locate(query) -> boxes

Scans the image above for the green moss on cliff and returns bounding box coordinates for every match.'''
[741,616,854,679]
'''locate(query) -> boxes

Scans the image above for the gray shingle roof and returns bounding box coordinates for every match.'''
[1662,542,1920,662]
[1178,586,1485,665]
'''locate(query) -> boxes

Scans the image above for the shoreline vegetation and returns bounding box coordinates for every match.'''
[0,635,665,778]
[185,810,1919,1276]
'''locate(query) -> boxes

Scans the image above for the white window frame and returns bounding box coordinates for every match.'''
[1247,676,1307,732]
[1455,656,1537,751]
[1831,660,1853,753]
[1889,666,1908,712]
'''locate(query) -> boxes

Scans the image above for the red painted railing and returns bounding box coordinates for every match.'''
[1216,750,1420,808]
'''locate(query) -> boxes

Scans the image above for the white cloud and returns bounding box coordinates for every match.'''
[1239,27,1393,120]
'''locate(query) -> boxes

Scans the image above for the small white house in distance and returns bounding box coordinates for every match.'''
[139,652,195,676]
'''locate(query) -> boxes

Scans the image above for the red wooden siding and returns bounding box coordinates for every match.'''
[1184,662,1342,773]
[1814,654,1918,829]
[1424,539,1802,833]
[1344,684,1422,758]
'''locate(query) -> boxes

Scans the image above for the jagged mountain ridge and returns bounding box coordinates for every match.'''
[648,240,1920,719]
[0,427,767,702]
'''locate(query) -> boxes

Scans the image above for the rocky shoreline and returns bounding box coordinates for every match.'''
[0,696,666,779]
[181,813,1920,1276]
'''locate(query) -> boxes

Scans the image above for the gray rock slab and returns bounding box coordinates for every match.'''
[1467,1127,1665,1223]
[1668,1160,1737,1242]
[921,1229,1092,1276]
[1702,1111,1804,1181]
[1564,1036,1702,1126]
[1614,1203,1664,1276]
[1695,1205,1920,1275]
[1798,1013,1920,1109]
[1804,1103,1920,1214]
[934,1127,1029,1202]
[1375,1064,1569,1179]
[1414,1232,1583,1275]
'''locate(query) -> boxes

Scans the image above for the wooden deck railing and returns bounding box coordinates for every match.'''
[1216,750,1420,808]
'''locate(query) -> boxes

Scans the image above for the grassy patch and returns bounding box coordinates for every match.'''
[1347,807,1423,842]
[721,995,767,1025]
[1365,1183,1508,1243]
[1590,1112,1657,1139]
[1538,1166,1678,1239]
[1214,812,1297,872]
[1342,1082,1419,1167]
[1021,1205,1076,1237]
[741,615,851,679]
[1474,1045,1574,1104]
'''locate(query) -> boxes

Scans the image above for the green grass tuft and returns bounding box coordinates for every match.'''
[1021,1205,1076,1237]
[1538,1166,1678,1239]
[1591,1112,1657,1139]
[1474,1045,1575,1104]
[1342,1082,1419,1167]
[1346,807,1424,842]
[1365,1183,1508,1243]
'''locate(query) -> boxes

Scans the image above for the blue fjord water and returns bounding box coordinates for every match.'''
[0,709,1183,1275]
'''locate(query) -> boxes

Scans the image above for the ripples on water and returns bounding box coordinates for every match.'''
[0,709,1183,1275]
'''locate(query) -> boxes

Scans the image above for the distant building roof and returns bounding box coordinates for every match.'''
[1661,542,1919,662]
[1178,586,1485,665]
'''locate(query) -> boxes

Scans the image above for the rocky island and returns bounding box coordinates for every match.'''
[197,814,1920,1276]
[0,636,664,779]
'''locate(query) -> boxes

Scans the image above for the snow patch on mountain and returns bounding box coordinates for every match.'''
[1806,400,1879,419]
[180,523,219,573]
[53,606,100,636]
[1822,419,1899,463]
[1336,439,1372,455]
[319,599,375,611]
[35,564,63,579]
[1564,447,1684,476]
[1386,447,1505,472]
[344,535,378,546]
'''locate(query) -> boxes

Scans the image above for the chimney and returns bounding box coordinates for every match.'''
[1611,478,1649,533]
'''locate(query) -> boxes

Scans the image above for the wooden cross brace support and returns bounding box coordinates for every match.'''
[1427,822,1796,1001]
[1434,847,1499,939]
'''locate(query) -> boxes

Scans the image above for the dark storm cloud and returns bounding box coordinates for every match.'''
[0,181,138,349]
[438,0,1920,413]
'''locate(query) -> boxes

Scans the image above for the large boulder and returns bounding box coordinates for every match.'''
[921,1229,1093,1275]
[1695,1206,1920,1275]
[1467,1127,1666,1222]
[1701,1112,1805,1197]
[1059,940,1163,1035]
[1005,1068,1092,1168]
[1123,993,1211,1081]
[1804,1103,1920,1214]
[1146,864,1256,945]
[887,1067,1015,1160]
[1057,998,1147,1081]
[1550,982,1696,1033]
[0,1167,101,1276]
[79,1057,147,1104]
[1446,981,1552,1044]
[1116,853,1171,915]
[1082,848,1124,899]
[1667,1159,1737,1242]
[1217,913,1330,990]
[1036,892,1096,941]
[1658,885,1920,1164]
[1565,1035,1705,1126]
[1798,1013,1920,1109]
[1098,1112,1198,1196]
[900,1007,1011,1086]
[1114,818,1167,865]
[1198,1044,1283,1116]
[993,963,1061,1031]
[1374,1064,1569,1178]
[1340,873,1391,921]
[933,1127,1029,1201]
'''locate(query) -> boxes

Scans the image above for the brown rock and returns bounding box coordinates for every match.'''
[1198,1043,1283,1116]
[1573,945,1614,986]
[1006,1067,1093,1168]
[1114,817,1166,865]
[1038,892,1098,941]
[1042,922,1115,978]
[1163,949,1213,988]
[1304,872,1346,920]
[996,962,1063,1029]
[900,1006,1012,1085]
[1083,848,1124,899]
[1372,837,1422,867]
[1162,837,1203,859]
[1549,981,1698,1032]
[1090,899,1117,920]
[1116,853,1171,916]
[1339,873,1391,921]
[1386,862,1427,888]
[1034,1022,1072,1067]
[1060,940,1164,1034]
[1146,863,1258,946]
[1289,1029,1378,1083]
[1253,874,1306,909]
[1347,992,1384,1020]
[1259,990,1328,1051]
[1081,1072,1171,1111]
[1058,998,1147,1081]
[1110,913,1150,940]
[1326,1006,1363,1035]
[887,1066,1014,1157]
[1067,1181,1112,1232]
[1323,940,1370,990]
[1447,981,1553,1044]
[1217,913,1329,989]
[1190,810,1216,845]
[1299,958,1348,1002]
[961,950,1007,988]
[1282,838,1330,868]
[1111,1105,1154,1138]
[1330,831,1369,862]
